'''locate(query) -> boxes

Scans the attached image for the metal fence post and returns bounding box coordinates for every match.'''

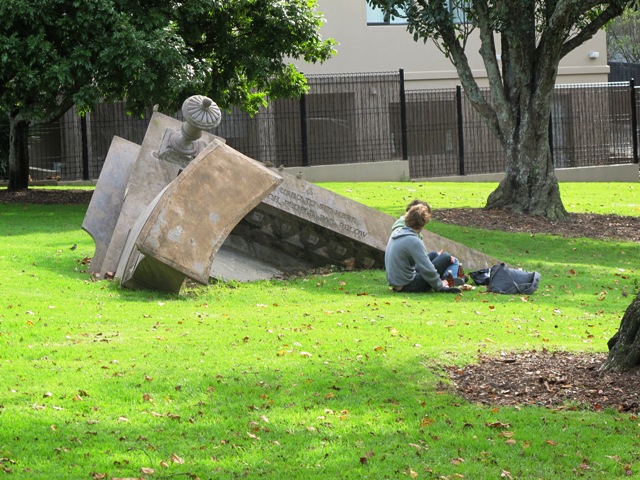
[456,85,465,175]
[299,93,309,167]
[80,114,89,180]
[548,112,554,166]
[631,78,639,164]
[399,69,408,160]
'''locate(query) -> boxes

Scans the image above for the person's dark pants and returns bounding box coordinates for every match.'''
[400,252,453,293]
[429,251,453,276]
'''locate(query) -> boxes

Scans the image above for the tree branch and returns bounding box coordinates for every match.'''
[561,4,627,57]
[429,0,503,141]
[472,0,507,139]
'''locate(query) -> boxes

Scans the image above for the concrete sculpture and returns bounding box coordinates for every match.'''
[83,95,498,293]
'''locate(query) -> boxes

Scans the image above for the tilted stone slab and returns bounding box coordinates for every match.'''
[115,140,283,292]
[419,230,498,272]
[214,171,499,281]
[210,245,286,282]
[99,112,220,277]
[214,172,391,279]
[82,136,139,275]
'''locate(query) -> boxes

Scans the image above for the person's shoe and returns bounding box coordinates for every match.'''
[453,277,466,287]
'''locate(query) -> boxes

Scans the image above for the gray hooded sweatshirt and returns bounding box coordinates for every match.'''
[385,226,445,291]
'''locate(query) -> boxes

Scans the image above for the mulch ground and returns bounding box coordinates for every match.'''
[443,351,640,413]
[2,188,639,413]
[0,188,94,205]
[433,207,640,243]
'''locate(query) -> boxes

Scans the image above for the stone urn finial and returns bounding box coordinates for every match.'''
[181,95,222,141]
[157,95,222,168]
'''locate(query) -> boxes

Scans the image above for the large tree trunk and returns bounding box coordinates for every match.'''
[485,135,568,220]
[600,292,640,372]
[480,61,569,221]
[8,115,30,191]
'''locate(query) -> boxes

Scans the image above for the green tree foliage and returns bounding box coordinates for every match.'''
[172,0,335,114]
[367,0,636,220]
[0,0,334,190]
[607,6,640,62]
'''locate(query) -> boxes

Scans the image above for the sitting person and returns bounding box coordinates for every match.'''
[391,199,463,281]
[391,199,432,231]
[385,204,462,293]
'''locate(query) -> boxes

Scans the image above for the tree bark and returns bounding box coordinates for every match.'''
[476,49,569,222]
[8,115,30,191]
[600,292,640,372]
[485,130,569,220]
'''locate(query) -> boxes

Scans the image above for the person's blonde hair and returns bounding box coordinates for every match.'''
[405,204,431,230]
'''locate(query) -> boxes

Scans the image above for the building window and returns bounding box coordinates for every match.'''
[366,2,468,25]
[366,4,406,25]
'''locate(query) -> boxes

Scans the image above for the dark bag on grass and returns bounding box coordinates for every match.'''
[488,263,541,295]
[468,268,490,286]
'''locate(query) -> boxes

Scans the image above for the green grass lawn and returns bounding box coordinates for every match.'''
[0,182,638,479]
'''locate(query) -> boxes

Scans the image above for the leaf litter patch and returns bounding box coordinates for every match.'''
[443,350,640,413]
[434,208,640,243]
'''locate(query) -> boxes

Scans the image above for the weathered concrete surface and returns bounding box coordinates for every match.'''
[210,245,285,282]
[82,137,139,274]
[116,140,283,292]
[419,230,497,272]
[214,170,499,280]
[99,112,221,277]
[214,171,392,279]
[283,160,409,182]
[263,174,391,253]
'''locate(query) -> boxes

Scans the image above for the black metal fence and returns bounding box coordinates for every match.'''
[609,62,640,82]
[2,69,639,183]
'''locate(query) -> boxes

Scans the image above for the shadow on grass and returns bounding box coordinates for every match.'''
[1,347,632,479]
[0,204,88,236]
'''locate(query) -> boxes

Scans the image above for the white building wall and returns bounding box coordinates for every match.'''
[294,1,610,88]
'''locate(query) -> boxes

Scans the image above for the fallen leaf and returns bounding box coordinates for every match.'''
[420,417,435,427]
[485,421,510,429]
[360,449,374,465]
